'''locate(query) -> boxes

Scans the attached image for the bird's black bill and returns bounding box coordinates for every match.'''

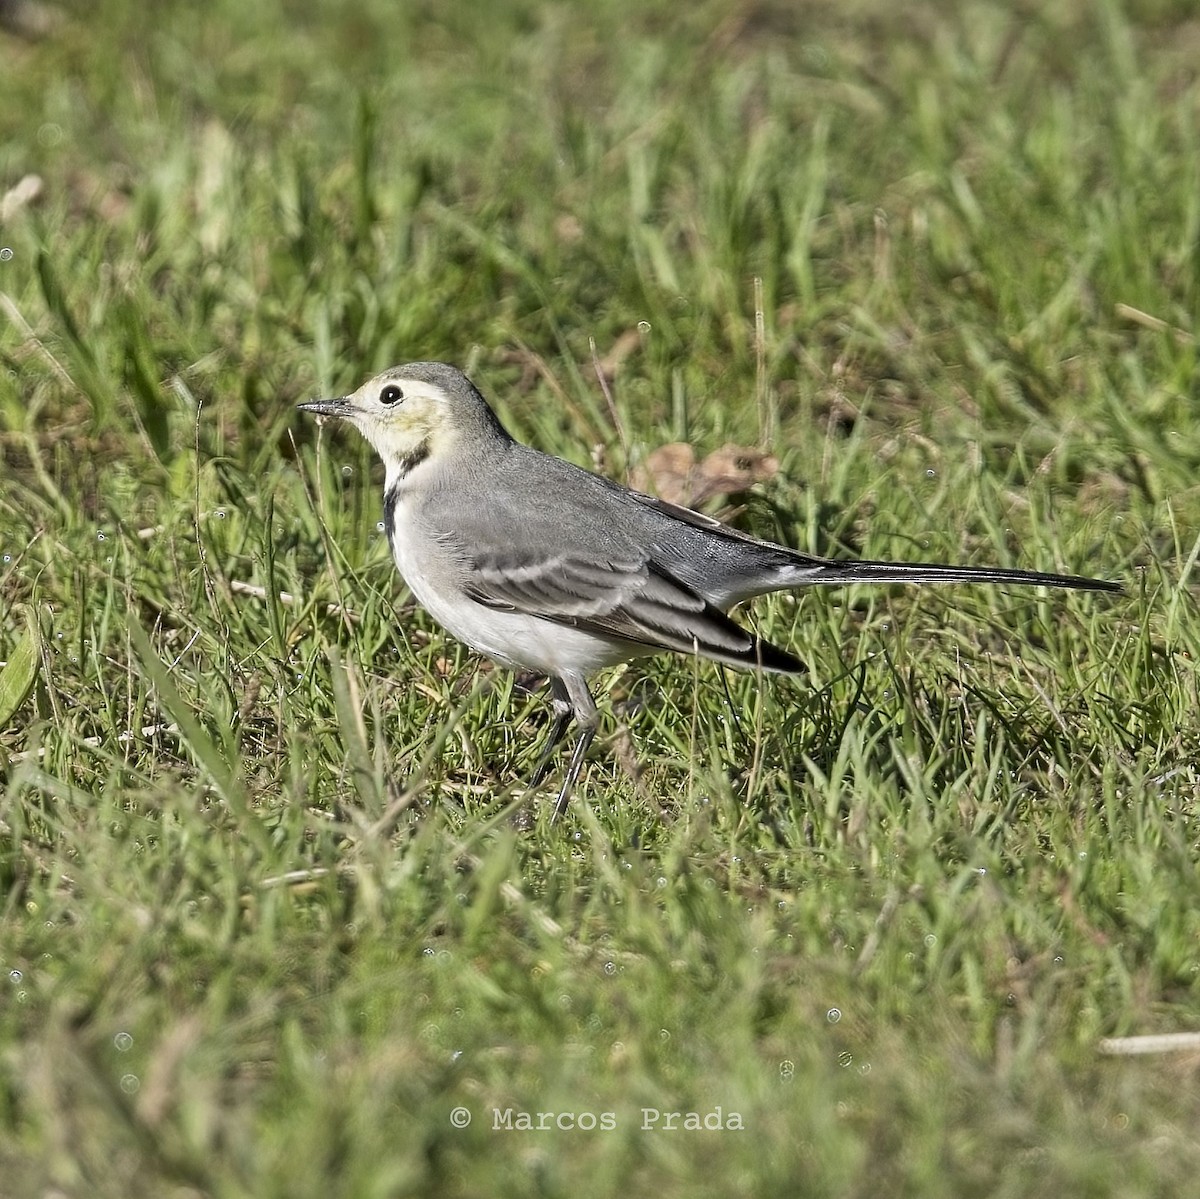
[807,559,1124,594]
[297,397,354,418]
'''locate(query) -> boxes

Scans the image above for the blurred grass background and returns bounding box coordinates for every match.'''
[1,0,1198,1195]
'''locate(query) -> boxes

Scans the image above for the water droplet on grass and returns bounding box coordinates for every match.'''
[113,1032,133,1051]
[827,1008,842,1023]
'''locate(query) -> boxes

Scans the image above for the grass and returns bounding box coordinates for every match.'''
[1,0,1199,1194]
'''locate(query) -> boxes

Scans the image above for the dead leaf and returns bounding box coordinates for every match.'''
[632,443,695,504]
[691,444,779,505]
[632,442,778,507]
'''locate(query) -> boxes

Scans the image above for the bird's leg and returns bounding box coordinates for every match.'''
[551,675,598,822]
[529,677,574,787]
[553,724,597,821]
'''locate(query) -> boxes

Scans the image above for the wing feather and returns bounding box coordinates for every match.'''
[463,551,805,674]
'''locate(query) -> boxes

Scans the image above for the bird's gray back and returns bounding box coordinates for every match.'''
[419,440,796,609]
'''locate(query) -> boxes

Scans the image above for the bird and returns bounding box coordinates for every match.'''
[298,362,1122,818]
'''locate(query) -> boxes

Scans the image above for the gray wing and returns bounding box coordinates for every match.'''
[461,549,806,675]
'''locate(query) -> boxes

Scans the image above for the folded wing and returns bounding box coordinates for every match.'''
[462,551,806,675]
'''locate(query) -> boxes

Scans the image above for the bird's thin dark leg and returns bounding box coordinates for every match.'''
[551,674,599,822]
[529,677,574,787]
[553,724,597,821]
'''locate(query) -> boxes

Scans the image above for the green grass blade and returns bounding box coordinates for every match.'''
[0,615,38,731]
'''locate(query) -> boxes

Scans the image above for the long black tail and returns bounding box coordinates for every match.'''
[793,559,1123,594]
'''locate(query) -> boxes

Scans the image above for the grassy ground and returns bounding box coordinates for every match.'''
[2,0,1199,1194]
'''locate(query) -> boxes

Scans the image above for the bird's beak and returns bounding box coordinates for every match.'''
[297,396,354,420]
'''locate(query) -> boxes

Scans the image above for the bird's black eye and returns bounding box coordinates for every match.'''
[380,384,404,405]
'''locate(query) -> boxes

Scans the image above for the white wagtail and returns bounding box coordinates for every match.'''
[299,362,1121,816]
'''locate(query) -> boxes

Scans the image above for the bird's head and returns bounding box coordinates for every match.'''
[298,362,509,483]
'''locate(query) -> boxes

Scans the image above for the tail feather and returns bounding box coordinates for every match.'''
[794,559,1123,594]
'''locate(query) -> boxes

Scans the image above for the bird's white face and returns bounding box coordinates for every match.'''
[299,370,455,478]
